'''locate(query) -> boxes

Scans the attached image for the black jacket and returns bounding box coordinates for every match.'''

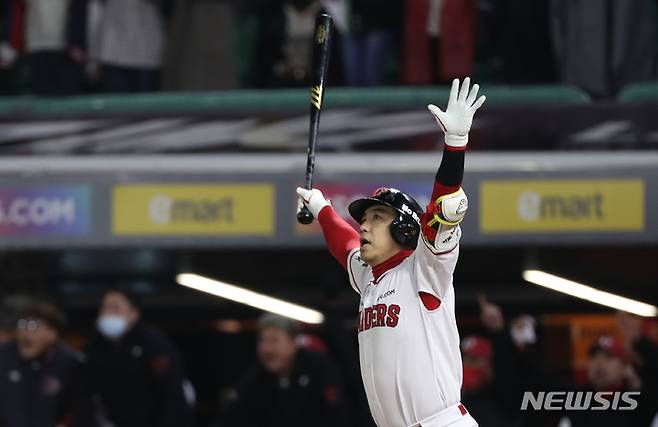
[222,348,350,427]
[0,341,94,427]
[86,321,192,427]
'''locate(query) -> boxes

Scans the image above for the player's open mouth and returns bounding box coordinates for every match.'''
[360,238,370,247]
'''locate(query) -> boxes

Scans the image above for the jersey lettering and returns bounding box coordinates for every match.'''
[386,304,400,327]
[358,303,401,332]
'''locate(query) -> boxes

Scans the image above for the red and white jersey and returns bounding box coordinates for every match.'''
[348,229,463,427]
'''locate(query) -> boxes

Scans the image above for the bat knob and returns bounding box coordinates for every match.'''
[297,206,315,224]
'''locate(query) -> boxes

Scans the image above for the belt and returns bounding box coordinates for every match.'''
[416,402,469,427]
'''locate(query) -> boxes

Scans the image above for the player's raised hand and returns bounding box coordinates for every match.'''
[427,77,486,148]
[296,187,331,219]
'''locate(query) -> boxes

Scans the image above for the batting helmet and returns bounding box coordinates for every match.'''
[348,188,424,248]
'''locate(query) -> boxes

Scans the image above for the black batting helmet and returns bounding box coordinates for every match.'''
[348,188,424,248]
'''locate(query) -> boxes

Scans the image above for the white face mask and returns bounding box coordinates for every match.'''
[97,315,129,339]
[510,315,537,346]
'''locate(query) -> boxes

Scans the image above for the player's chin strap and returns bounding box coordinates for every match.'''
[427,188,468,227]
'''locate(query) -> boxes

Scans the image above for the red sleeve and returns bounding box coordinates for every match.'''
[317,206,360,270]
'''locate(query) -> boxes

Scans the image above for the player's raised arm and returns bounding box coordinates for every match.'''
[296,188,360,270]
[421,78,485,252]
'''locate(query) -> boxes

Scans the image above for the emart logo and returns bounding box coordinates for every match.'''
[517,191,604,222]
[148,195,234,225]
[480,179,644,233]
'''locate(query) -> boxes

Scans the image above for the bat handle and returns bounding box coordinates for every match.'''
[296,198,314,224]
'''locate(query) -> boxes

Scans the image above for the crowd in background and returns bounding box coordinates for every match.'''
[0,0,657,98]
[1,289,657,427]
[0,290,195,427]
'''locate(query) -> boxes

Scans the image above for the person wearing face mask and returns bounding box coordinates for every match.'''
[0,301,94,427]
[85,289,194,427]
[221,313,350,427]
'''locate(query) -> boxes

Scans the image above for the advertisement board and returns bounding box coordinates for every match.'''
[113,184,275,236]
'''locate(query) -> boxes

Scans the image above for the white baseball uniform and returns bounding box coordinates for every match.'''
[307,77,486,427]
[347,222,476,427]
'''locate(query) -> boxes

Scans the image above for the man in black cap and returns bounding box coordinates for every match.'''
[222,313,350,427]
[0,301,94,427]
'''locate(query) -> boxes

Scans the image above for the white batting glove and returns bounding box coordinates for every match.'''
[427,77,486,148]
[296,187,331,218]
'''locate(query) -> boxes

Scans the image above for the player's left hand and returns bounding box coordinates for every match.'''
[428,77,486,148]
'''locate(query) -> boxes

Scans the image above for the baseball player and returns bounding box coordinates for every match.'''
[296,77,485,427]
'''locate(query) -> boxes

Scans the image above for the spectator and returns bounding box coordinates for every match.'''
[461,296,525,426]
[559,336,645,427]
[340,0,403,86]
[0,0,87,95]
[490,0,556,84]
[221,313,350,427]
[461,336,501,423]
[85,289,194,427]
[403,0,476,85]
[0,302,16,344]
[91,0,172,92]
[0,301,94,427]
[0,0,17,69]
[162,0,238,90]
[254,0,324,88]
[550,0,657,98]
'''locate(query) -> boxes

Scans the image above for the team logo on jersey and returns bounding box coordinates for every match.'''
[358,304,400,332]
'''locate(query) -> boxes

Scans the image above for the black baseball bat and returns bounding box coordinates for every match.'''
[297,13,333,225]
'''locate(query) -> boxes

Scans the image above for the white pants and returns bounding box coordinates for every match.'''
[415,403,479,427]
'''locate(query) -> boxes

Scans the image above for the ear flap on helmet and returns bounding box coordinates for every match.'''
[390,214,420,248]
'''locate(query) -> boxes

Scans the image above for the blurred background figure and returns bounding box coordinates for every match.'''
[557,312,658,426]
[458,295,525,426]
[0,301,94,427]
[255,0,324,88]
[0,0,87,95]
[340,0,402,86]
[0,302,17,344]
[85,289,194,427]
[0,0,18,69]
[90,0,172,92]
[557,336,644,427]
[162,0,238,91]
[221,313,350,427]
[403,0,476,85]
[550,0,657,98]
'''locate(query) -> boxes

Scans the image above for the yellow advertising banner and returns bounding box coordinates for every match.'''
[480,179,644,233]
[113,184,274,235]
